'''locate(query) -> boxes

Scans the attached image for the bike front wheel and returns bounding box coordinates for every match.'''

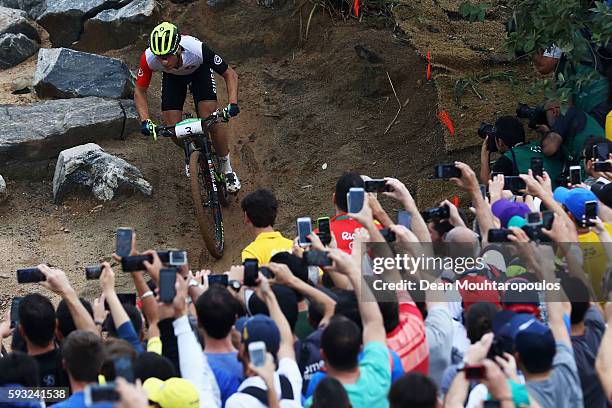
[189,150,224,259]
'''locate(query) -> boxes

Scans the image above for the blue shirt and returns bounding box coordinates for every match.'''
[51,391,114,408]
[206,352,243,407]
[117,321,144,354]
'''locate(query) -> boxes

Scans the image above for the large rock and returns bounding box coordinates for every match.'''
[53,143,152,203]
[36,0,131,47]
[0,6,39,41]
[0,32,38,68]
[33,48,134,99]
[0,0,45,19]
[76,0,158,52]
[0,97,138,162]
[0,174,6,203]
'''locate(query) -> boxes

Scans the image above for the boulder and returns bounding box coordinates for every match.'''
[33,48,134,99]
[0,6,40,41]
[76,0,158,52]
[36,0,131,47]
[0,174,6,203]
[53,143,152,203]
[0,0,45,19]
[0,97,139,162]
[0,32,38,69]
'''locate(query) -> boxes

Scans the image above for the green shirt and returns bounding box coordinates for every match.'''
[305,342,391,408]
[502,142,565,187]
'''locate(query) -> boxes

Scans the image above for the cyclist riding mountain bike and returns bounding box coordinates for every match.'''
[135,21,241,193]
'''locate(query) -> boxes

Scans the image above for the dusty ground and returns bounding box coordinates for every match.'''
[0,0,478,311]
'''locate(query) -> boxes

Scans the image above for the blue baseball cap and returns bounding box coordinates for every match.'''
[553,187,598,223]
[240,314,281,355]
[506,314,555,371]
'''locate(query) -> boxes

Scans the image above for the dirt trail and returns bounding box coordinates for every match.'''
[0,0,475,309]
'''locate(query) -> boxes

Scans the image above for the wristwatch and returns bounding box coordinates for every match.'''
[229,279,241,292]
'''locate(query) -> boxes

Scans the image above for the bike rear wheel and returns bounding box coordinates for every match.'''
[189,150,224,259]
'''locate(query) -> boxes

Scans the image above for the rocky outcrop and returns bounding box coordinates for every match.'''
[0,97,138,161]
[0,32,38,68]
[36,0,131,47]
[0,6,39,41]
[53,143,152,203]
[0,0,45,19]
[33,48,134,99]
[76,0,158,52]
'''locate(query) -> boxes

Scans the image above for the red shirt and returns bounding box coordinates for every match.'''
[386,302,429,374]
[329,213,382,254]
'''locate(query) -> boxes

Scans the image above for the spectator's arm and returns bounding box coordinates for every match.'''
[255,275,295,360]
[384,177,431,243]
[308,232,352,290]
[451,162,496,239]
[327,249,386,345]
[480,137,491,184]
[129,260,159,338]
[173,275,220,408]
[268,262,336,327]
[596,302,612,398]
[248,353,279,408]
[39,264,97,334]
[368,194,394,228]
[158,317,180,375]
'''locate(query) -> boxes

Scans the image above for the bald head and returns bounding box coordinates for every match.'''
[444,227,478,244]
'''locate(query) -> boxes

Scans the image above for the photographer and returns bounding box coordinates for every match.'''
[479,116,564,185]
[538,103,605,168]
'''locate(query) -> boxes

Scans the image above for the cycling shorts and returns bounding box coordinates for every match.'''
[161,64,217,111]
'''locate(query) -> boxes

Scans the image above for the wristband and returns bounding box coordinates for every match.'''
[188,278,200,288]
[140,291,154,300]
[95,320,104,326]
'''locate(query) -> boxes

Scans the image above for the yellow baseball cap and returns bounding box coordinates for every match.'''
[143,377,199,408]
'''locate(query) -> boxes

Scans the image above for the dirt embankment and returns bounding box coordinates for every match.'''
[0,0,472,309]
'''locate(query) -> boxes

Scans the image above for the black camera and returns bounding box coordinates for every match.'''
[478,123,499,152]
[421,205,450,222]
[516,103,547,130]
[433,164,461,179]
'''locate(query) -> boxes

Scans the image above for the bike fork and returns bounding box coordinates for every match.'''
[183,141,191,177]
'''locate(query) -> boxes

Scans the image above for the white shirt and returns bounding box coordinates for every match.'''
[145,35,207,76]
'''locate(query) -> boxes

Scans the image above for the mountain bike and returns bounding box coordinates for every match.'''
[156,111,229,259]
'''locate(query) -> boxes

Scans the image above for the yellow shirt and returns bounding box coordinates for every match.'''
[241,231,293,264]
[606,110,612,141]
[578,222,612,299]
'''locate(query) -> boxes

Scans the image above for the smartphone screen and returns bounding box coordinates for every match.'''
[243,259,259,287]
[248,341,267,367]
[85,384,120,405]
[584,201,598,227]
[526,212,542,225]
[16,267,46,283]
[542,211,554,229]
[297,217,312,247]
[530,157,543,178]
[10,297,23,329]
[569,166,581,185]
[364,179,389,193]
[208,274,229,287]
[347,187,365,213]
[596,143,609,161]
[85,265,102,280]
[316,217,331,246]
[159,268,177,303]
[397,210,412,229]
[116,228,133,258]
[169,250,187,266]
[304,250,332,267]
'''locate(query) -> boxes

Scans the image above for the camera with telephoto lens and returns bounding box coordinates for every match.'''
[516,103,547,130]
[421,205,450,222]
[477,123,499,152]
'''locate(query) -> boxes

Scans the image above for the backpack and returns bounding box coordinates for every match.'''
[239,375,295,405]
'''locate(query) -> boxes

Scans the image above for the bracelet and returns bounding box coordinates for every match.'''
[188,278,200,288]
[95,320,104,326]
[140,291,154,300]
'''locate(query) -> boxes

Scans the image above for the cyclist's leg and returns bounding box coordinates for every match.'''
[192,67,240,193]
[161,72,188,148]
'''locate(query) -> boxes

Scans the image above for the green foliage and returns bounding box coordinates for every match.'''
[458,1,490,22]
[454,71,518,104]
[506,0,612,103]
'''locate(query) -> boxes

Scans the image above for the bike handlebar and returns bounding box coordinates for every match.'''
[156,110,227,139]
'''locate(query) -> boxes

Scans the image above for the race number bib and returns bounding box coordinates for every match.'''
[175,119,203,137]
